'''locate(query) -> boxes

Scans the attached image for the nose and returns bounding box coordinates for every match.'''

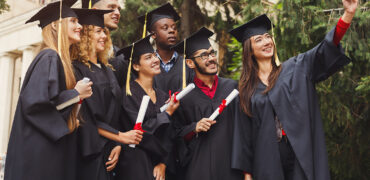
[77,22,82,30]
[262,37,272,46]
[101,32,107,39]
[113,8,120,17]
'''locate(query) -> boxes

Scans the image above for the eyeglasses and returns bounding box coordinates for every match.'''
[190,50,217,61]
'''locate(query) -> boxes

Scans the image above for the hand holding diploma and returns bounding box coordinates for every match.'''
[129,95,150,148]
[208,89,239,121]
[75,77,93,100]
[160,83,195,112]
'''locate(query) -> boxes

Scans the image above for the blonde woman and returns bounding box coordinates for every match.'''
[71,9,143,180]
[4,1,92,180]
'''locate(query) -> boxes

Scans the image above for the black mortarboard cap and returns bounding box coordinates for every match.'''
[116,35,154,60]
[229,14,272,43]
[81,0,101,9]
[171,27,214,58]
[25,0,78,28]
[73,9,113,28]
[138,3,180,31]
[116,35,154,96]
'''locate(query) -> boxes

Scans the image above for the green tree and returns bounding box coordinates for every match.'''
[0,0,9,14]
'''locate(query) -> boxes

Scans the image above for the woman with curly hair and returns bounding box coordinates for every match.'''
[71,9,143,180]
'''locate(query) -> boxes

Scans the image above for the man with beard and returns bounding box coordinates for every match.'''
[138,3,194,93]
[171,27,244,180]
[82,0,127,88]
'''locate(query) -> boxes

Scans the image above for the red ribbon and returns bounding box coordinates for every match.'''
[168,90,180,103]
[133,123,145,132]
[218,99,227,114]
[78,99,83,104]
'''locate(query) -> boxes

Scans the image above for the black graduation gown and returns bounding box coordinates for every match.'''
[4,49,79,180]
[109,45,128,88]
[154,54,194,93]
[73,61,122,180]
[231,28,351,180]
[173,77,244,180]
[116,81,172,180]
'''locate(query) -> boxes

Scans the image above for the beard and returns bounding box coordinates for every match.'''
[193,59,218,75]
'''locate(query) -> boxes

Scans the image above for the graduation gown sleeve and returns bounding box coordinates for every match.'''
[109,46,128,88]
[295,27,351,83]
[21,49,78,141]
[231,98,253,174]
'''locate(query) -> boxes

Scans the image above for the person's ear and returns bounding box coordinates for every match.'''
[151,31,156,40]
[132,63,140,72]
[51,21,57,30]
[186,59,195,69]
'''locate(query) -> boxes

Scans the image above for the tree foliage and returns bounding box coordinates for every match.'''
[0,0,9,14]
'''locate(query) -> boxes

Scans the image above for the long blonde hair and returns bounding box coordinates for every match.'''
[41,18,79,132]
[71,25,113,69]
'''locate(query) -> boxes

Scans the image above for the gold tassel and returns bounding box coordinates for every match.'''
[142,13,147,38]
[125,43,135,96]
[271,21,280,66]
[182,39,186,89]
[89,0,92,9]
[57,0,62,56]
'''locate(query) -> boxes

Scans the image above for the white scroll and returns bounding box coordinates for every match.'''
[208,89,239,120]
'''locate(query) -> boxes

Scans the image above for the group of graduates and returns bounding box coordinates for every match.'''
[4,0,359,179]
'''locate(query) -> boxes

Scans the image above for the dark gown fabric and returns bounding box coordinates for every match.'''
[109,45,128,88]
[4,49,79,180]
[173,77,244,180]
[73,61,123,180]
[116,81,172,180]
[154,54,194,93]
[231,28,351,180]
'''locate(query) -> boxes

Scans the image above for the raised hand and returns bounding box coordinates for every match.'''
[342,0,358,23]
[343,0,358,14]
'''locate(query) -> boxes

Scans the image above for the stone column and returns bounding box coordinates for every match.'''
[0,53,15,154]
[19,45,35,86]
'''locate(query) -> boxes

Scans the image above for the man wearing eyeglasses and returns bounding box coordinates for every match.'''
[171,27,244,180]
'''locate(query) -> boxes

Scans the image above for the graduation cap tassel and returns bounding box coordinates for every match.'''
[126,43,135,96]
[142,13,147,38]
[271,21,280,66]
[182,39,187,89]
[89,0,92,9]
[57,0,63,56]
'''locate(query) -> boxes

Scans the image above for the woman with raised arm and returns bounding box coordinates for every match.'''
[230,0,358,180]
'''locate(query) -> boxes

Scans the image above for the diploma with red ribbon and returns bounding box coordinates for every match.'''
[208,89,239,120]
[160,83,196,112]
[129,95,150,148]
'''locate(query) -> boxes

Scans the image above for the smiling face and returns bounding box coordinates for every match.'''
[91,26,107,53]
[94,0,121,30]
[187,47,218,76]
[67,17,82,44]
[133,52,161,78]
[151,18,178,49]
[250,33,274,61]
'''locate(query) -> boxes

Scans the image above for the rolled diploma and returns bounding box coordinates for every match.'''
[129,95,150,148]
[160,83,196,112]
[208,89,239,120]
[76,77,90,113]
